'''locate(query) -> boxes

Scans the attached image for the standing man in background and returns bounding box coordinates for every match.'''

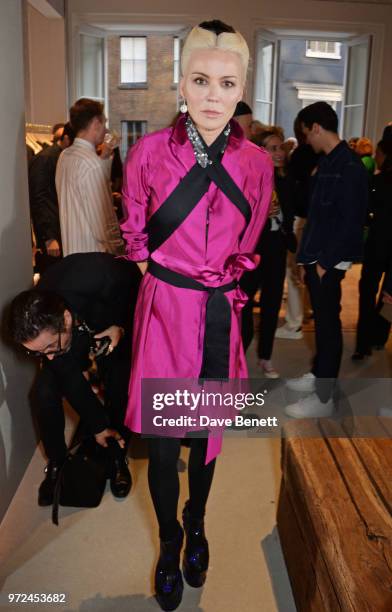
[233,101,253,139]
[29,123,75,272]
[56,98,124,256]
[285,102,368,418]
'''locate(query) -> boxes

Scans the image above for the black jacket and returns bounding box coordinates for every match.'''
[28,143,62,249]
[288,144,320,219]
[297,140,368,270]
[365,172,392,262]
[256,171,296,253]
[37,253,141,433]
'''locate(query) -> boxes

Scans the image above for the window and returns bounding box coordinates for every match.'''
[121,120,147,159]
[294,83,343,111]
[306,41,341,59]
[79,34,104,101]
[120,37,147,84]
[254,39,276,124]
[173,37,180,84]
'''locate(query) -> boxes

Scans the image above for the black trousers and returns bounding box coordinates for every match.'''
[305,264,346,402]
[355,257,391,353]
[148,437,216,541]
[33,338,131,462]
[241,230,287,359]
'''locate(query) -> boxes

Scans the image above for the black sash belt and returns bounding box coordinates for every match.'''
[148,260,237,379]
[147,124,252,254]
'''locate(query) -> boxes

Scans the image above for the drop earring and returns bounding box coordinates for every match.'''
[180,99,188,114]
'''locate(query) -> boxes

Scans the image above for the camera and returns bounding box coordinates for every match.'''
[90,335,111,358]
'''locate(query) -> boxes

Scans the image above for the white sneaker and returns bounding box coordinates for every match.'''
[286,372,316,392]
[285,393,334,418]
[275,325,303,340]
[379,407,392,418]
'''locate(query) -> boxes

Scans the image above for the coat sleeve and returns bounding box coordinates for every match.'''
[47,357,109,434]
[120,138,151,262]
[28,153,60,246]
[239,152,274,255]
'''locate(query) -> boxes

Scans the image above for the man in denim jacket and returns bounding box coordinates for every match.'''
[285,102,368,417]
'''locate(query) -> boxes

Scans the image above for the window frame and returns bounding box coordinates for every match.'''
[173,37,180,84]
[120,120,148,159]
[120,36,147,86]
[305,40,342,60]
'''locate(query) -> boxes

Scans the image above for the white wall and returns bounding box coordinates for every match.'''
[0,0,36,522]
[67,0,392,140]
[25,3,67,125]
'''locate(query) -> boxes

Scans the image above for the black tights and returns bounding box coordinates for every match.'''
[148,437,216,541]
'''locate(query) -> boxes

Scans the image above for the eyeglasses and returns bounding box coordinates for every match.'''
[23,330,66,358]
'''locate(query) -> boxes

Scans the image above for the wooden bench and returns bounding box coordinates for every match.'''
[277,417,392,611]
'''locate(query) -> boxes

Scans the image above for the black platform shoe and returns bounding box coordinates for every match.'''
[182,501,209,588]
[155,525,184,611]
[38,459,64,506]
[110,456,132,498]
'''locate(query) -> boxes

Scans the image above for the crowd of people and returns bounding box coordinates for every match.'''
[4,17,392,611]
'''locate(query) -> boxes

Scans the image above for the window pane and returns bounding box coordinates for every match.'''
[121,37,134,60]
[121,60,134,83]
[173,61,179,84]
[254,101,272,125]
[120,38,147,83]
[254,39,274,123]
[121,120,147,159]
[174,37,180,60]
[344,106,363,140]
[80,34,104,99]
[343,42,368,139]
[134,38,146,60]
[345,44,368,106]
[307,40,340,58]
[134,60,146,82]
[173,38,180,83]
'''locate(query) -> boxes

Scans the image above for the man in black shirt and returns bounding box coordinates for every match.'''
[7,253,141,505]
[28,123,74,272]
[285,102,368,418]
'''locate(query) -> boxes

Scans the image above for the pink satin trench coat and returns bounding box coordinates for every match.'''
[121,115,274,463]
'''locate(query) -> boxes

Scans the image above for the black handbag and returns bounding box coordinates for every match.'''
[52,438,108,526]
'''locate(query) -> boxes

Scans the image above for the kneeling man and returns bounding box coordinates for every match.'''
[7,253,140,505]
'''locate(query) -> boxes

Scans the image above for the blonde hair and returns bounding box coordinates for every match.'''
[181,25,249,81]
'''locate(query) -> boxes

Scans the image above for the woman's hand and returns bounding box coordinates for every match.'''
[268,191,280,217]
[94,325,124,352]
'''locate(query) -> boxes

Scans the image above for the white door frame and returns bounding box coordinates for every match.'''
[249,17,385,142]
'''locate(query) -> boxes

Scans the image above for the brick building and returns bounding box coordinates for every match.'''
[107,35,179,159]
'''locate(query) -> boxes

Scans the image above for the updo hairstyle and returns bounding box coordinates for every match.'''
[181,20,249,81]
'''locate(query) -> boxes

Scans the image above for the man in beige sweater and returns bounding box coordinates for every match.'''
[56,98,123,256]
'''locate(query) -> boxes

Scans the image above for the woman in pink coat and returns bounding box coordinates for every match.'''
[121,20,273,611]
